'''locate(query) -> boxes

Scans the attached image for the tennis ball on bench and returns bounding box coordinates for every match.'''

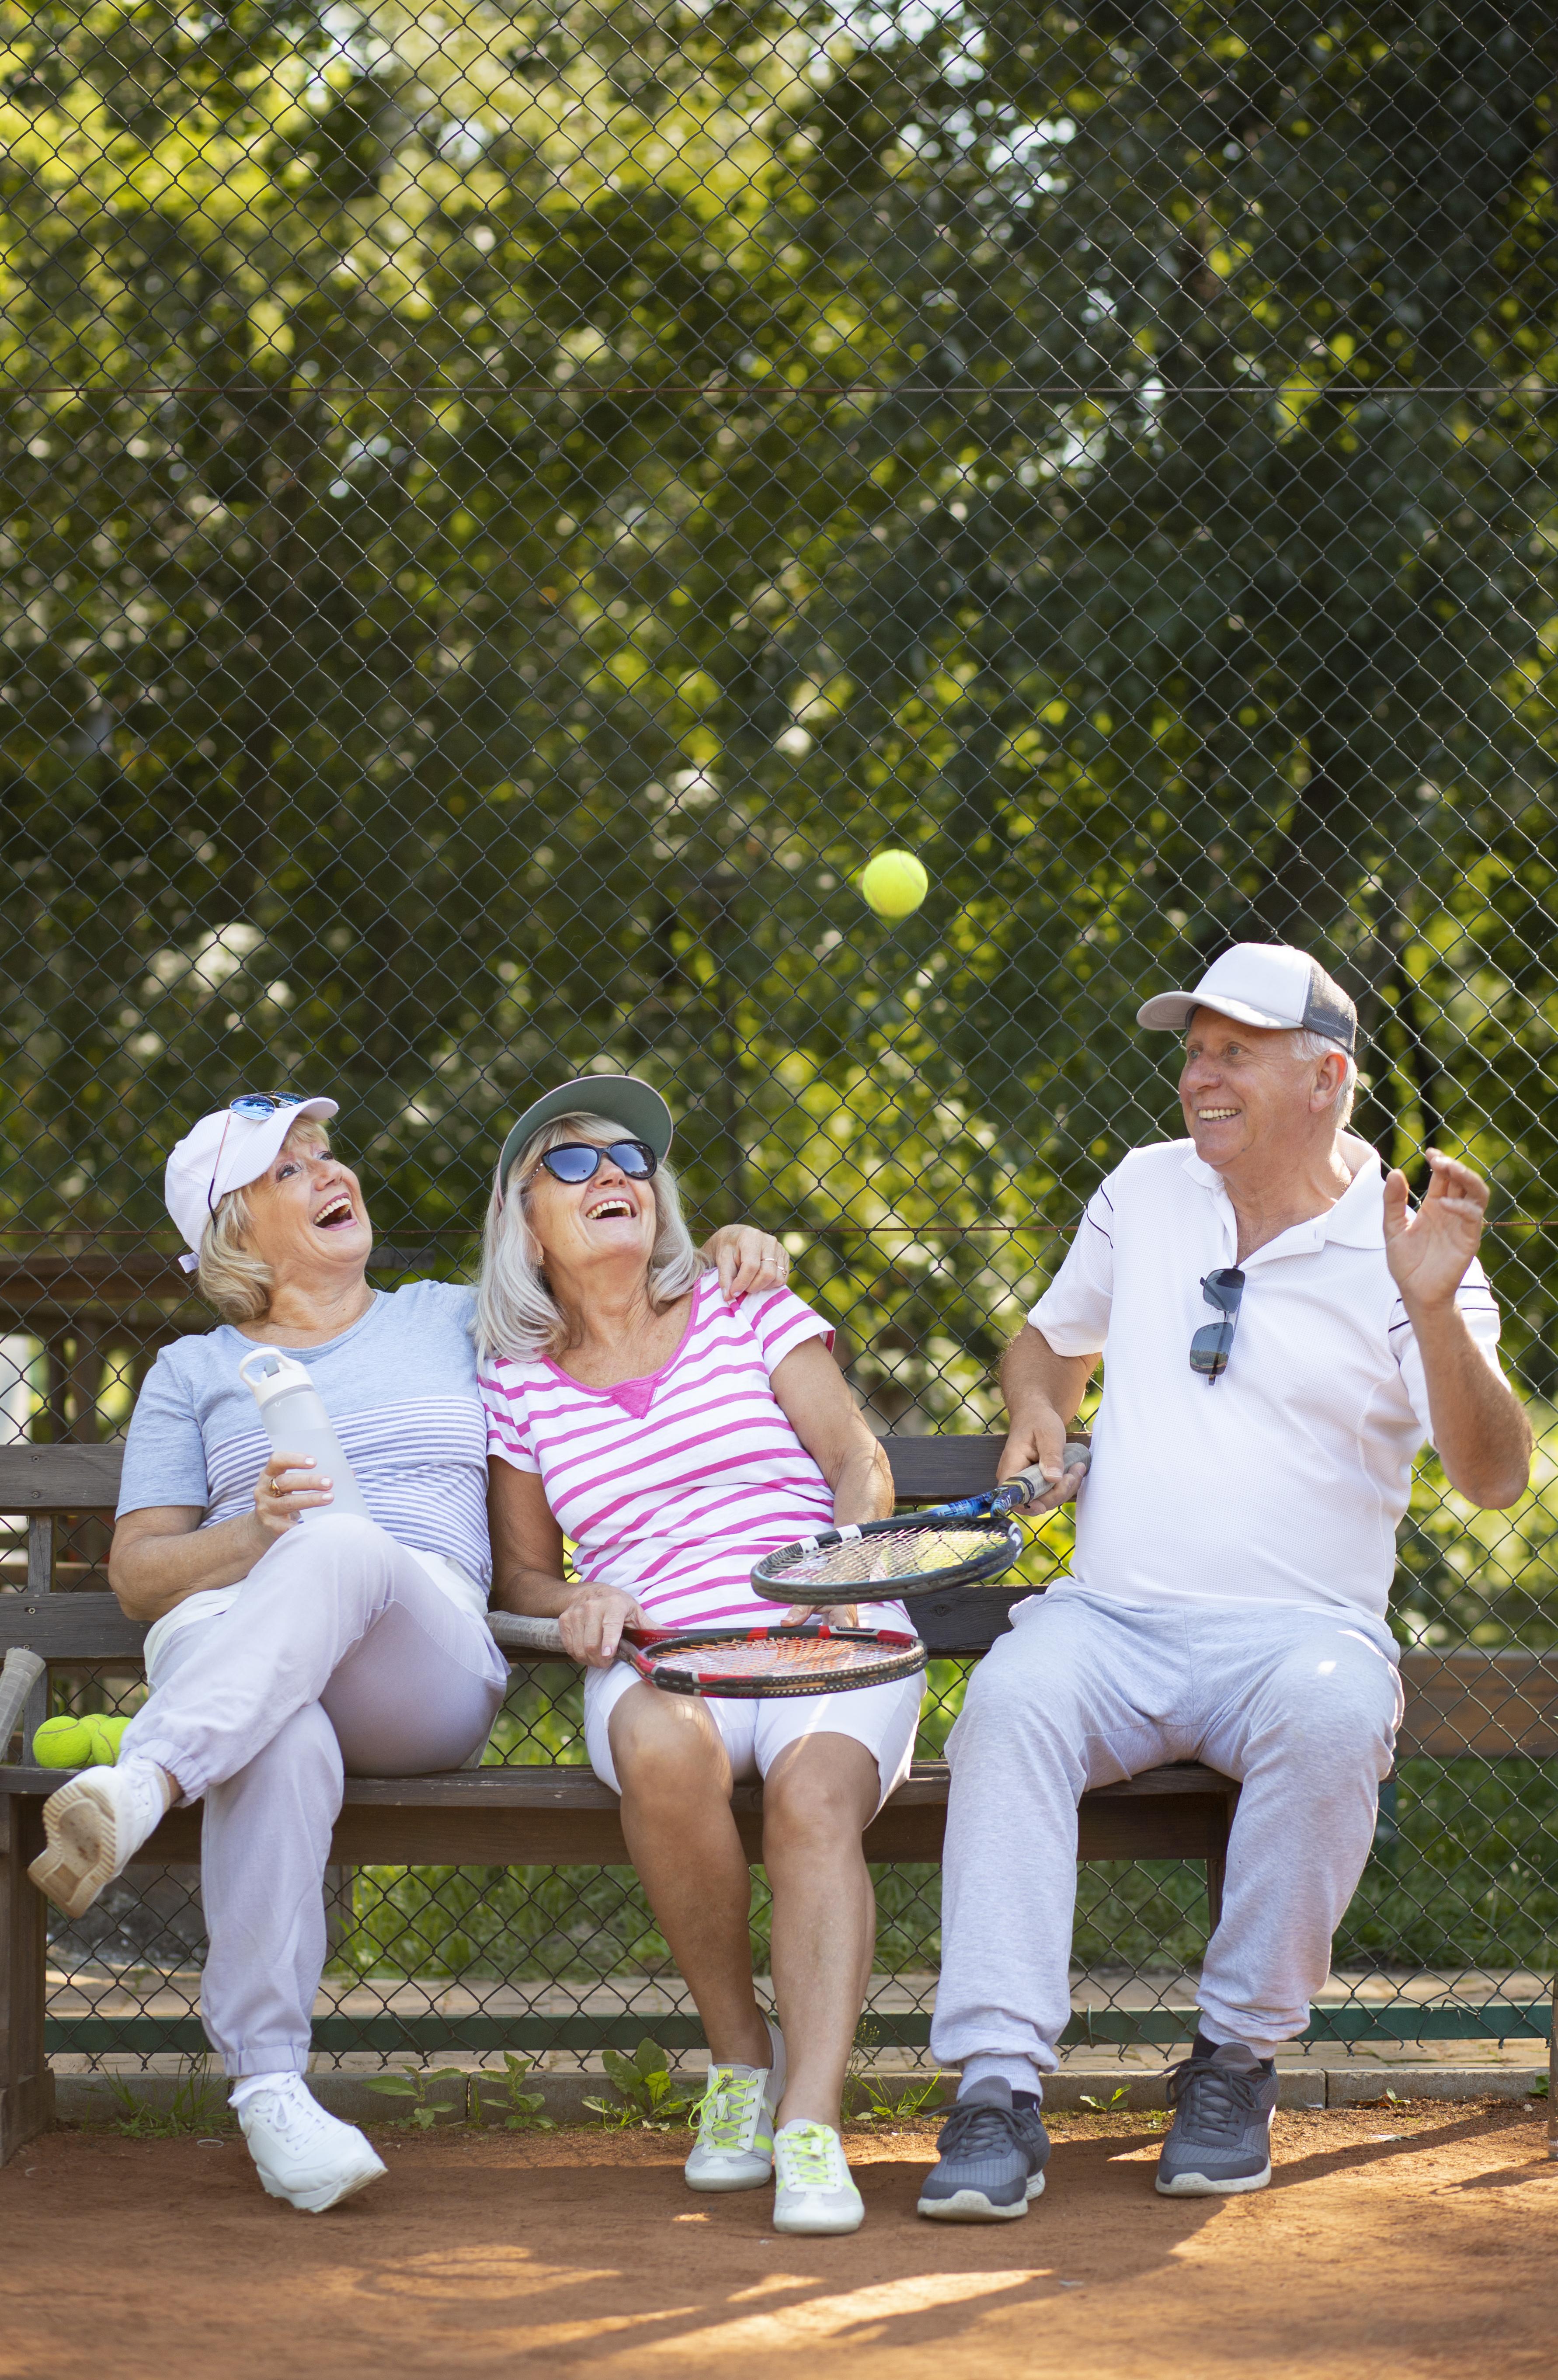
[860,849,929,920]
[90,1714,132,1764]
[32,1716,99,1768]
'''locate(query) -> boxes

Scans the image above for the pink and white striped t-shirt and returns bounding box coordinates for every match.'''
[480,1277,888,1635]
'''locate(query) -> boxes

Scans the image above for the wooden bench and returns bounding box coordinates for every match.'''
[4,1439,1555,2165]
[0,1435,1247,2161]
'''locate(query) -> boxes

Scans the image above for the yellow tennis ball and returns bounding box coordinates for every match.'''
[90,1714,131,1765]
[33,1716,96,1768]
[860,849,929,920]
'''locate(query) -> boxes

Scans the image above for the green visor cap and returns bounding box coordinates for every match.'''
[495,1074,675,1197]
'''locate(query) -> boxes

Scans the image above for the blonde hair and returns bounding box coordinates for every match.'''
[195,1118,333,1324]
[474,1111,705,1363]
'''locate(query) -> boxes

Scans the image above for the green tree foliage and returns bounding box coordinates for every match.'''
[0,1,1555,1570]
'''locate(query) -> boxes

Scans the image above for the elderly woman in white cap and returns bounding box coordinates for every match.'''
[29,1088,786,2215]
[478,1076,924,2239]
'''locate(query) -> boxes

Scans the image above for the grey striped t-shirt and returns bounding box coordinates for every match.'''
[118,1283,490,1671]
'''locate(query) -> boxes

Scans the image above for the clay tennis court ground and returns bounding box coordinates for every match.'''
[2,2102,1552,2378]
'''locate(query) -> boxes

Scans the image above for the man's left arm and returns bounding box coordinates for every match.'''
[1383,1151,1532,1509]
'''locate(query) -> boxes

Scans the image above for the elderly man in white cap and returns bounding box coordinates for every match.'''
[28,1084,786,2216]
[918,944,1531,2219]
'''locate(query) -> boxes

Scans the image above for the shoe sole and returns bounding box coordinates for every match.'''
[1155,2162,1272,2197]
[27,1779,122,1919]
[684,2163,773,2193]
[255,2152,388,2214]
[773,2203,865,2235]
[917,2172,1045,2223]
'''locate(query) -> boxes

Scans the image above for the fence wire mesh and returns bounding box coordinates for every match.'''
[1,0,1555,2070]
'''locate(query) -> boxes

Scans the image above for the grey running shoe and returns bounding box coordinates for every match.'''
[1155,2043,1279,2196]
[917,2078,1050,2222]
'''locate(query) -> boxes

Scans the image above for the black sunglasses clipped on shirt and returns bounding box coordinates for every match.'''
[1190,1266,1245,1384]
[536,1139,658,1187]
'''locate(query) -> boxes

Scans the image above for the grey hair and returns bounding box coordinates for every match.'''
[195,1116,333,1325]
[1293,1029,1358,1126]
[474,1110,706,1364]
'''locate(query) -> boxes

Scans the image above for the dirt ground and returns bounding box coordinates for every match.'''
[2,2102,1554,2380]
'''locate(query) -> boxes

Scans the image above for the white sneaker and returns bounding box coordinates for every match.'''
[237,2076,387,2214]
[685,2019,786,2192]
[772,2119,865,2235]
[28,1760,171,1919]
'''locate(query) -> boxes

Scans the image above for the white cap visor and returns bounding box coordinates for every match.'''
[1137,988,1301,1035]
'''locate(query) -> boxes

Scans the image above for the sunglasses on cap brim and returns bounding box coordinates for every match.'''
[208,1095,320,1217]
[228,1093,310,1119]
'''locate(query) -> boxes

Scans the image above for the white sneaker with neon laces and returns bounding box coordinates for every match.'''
[685,2019,786,2191]
[772,2119,865,2235]
[236,2074,387,2214]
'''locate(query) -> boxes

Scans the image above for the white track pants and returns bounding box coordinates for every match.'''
[929,1590,1403,2079]
[122,1515,508,2077]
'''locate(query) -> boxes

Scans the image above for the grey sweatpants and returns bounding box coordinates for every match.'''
[122,1514,508,2077]
[929,1590,1403,2079]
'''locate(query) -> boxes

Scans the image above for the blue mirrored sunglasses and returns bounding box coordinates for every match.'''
[229,1094,310,1119]
[536,1140,657,1186]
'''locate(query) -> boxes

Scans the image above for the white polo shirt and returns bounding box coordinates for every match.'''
[1027,1134,1505,1625]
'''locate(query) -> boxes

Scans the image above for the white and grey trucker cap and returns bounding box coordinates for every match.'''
[1136,942,1358,1055]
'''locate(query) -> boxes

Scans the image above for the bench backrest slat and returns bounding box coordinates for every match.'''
[6,1443,1558,1737]
[0,1438,1026,1659]
[2,1437,1005,1508]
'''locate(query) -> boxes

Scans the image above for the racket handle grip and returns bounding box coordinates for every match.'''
[488,1611,568,1657]
[1004,1445,1092,1509]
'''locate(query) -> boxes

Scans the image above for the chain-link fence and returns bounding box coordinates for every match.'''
[2,0,1555,2071]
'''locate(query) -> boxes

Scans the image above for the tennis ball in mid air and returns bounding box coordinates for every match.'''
[860,849,929,920]
[32,1715,97,1768]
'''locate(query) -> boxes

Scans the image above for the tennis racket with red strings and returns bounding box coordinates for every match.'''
[487,1610,925,1697]
[749,1445,1091,1609]
[621,1621,926,1698]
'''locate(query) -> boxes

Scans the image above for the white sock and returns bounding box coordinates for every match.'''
[231,2070,305,2111]
[960,2054,1044,2101]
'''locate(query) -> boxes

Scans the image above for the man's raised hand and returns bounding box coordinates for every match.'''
[1383,1150,1489,1311]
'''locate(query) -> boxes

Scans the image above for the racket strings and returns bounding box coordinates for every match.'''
[762,1522,1009,1592]
[642,1635,901,1680]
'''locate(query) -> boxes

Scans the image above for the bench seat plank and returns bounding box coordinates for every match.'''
[0,1758,1237,1869]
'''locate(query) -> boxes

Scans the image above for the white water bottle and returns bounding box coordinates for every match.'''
[238,1346,374,1522]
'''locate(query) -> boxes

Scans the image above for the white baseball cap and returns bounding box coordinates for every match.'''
[1136,942,1358,1055]
[165,1094,339,1272]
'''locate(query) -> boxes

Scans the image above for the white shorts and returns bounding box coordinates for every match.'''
[582,1661,924,1817]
